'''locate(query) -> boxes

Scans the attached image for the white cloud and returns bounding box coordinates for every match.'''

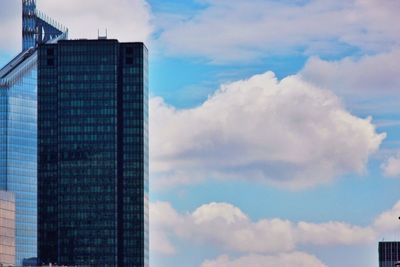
[158,0,400,62]
[150,201,400,265]
[200,253,327,267]
[301,49,400,96]
[150,202,182,254]
[296,221,375,246]
[0,0,153,53]
[192,202,248,224]
[381,155,400,178]
[150,202,376,256]
[374,201,400,231]
[150,71,385,190]
[150,230,176,255]
[300,49,400,114]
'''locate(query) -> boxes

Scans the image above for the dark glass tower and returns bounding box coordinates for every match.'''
[379,242,400,267]
[38,39,149,267]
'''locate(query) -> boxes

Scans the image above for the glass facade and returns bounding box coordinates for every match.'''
[22,0,36,51]
[0,55,38,265]
[0,1,67,265]
[38,40,148,267]
[0,191,16,266]
[379,242,400,267]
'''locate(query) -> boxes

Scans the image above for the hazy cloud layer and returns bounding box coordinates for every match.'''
[158,0,400,62]
[200,253,327,267]
[0,0,21,52]
[0,0,153,53]
[150,71,385,190]
[150,202,376,255]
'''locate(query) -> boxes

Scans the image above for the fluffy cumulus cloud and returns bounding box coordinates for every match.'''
[296,221,375,246]
[149,202,182,255]
[381,155,400,178]
[300,49,400,113]
[151,201,400,266]
[0,0,153,53]
[150,71,385,190]
[158,0,400,62]
[200,253,327,267]
[374,201,400,232]
[301,49,400,96]
[150,202,376,256]
[192,202,248,224]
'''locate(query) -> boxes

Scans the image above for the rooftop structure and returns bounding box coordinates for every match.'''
[22,0,67,51]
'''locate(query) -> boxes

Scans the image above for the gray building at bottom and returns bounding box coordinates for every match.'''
[0,191,15,266]
[379,242,400,267]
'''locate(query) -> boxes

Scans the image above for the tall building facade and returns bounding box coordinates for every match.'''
[0,191,16,266]
[0,0,67,264]
[38,39,149,267]
[379,242,400,267]
[0,49,38,265]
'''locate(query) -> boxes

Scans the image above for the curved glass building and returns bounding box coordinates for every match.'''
[0,0,67,264]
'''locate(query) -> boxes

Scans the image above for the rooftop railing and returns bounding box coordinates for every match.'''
[35,9,68,33]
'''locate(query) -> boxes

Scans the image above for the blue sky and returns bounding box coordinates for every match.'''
[1,0,400,266]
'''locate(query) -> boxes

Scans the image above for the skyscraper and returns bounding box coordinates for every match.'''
[379,241,400,267]
[0,0,67,264]
[0,191,16,266]
[38,39,149,267]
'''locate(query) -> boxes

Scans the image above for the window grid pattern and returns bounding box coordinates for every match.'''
[0,191,16,266]
[120,43,149,267]
[38,40,148,267]
[0,66,37,265]
[379,242,400,267]
[38,44,59,264]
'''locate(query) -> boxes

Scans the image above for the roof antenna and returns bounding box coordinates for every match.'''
[98,28,107,40]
